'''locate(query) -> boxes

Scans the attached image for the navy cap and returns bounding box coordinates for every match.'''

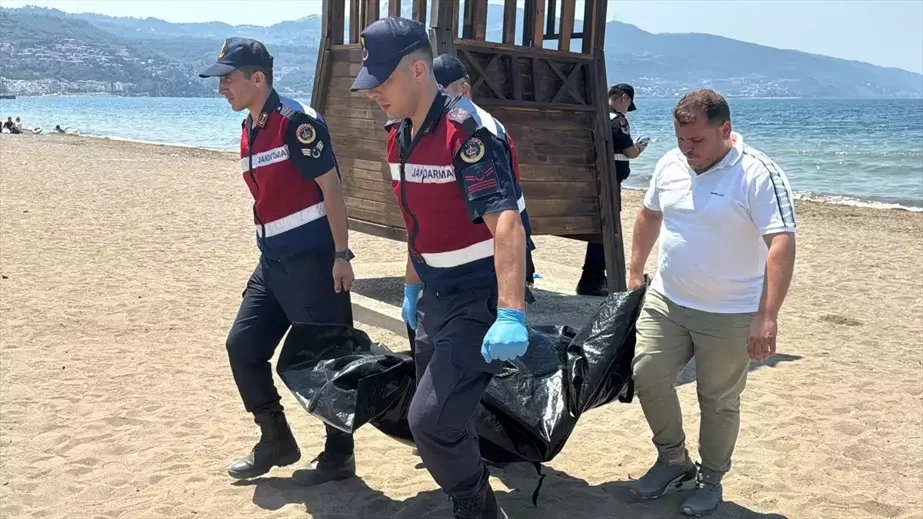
[609,83,637,111]
[350,17,431,91]
[199,37,274,78]
[433,54,468,88]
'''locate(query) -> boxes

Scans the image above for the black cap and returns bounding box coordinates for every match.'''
[433,54,468,88]
[199,37,274,78]
[350,17,430,91]
[609,83,636,111]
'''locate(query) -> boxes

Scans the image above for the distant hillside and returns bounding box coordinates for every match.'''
[1,5,920,99]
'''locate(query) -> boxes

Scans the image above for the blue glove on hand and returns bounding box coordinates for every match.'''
[402,283,423,330]
[481,308,529,363]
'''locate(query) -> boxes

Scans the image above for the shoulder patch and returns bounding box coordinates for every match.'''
[460,161,501,201]
[447,107,472,124]
[460,137,486,163]
[295,123,316,145]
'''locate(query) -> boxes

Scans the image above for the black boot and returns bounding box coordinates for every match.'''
[451,485,509,519]
[227,412,301,479]
[291,451,357,486]
[576,271,608,297]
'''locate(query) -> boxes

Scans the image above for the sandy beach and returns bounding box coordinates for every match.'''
[1,133,921,519]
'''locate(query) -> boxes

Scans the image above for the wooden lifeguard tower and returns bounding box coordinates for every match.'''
[311,0,627,293]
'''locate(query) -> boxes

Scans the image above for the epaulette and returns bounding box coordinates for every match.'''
[445,104,480,142]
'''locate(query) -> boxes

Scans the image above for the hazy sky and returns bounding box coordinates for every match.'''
[4,0,922,73]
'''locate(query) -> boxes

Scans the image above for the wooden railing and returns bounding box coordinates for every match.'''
[319,0,603,55]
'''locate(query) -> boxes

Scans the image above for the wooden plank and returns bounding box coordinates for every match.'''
[330,135,387,154]
[331,59,363,77]
[334,146,392,163]
[532,0,545,48]
[529,215,597,235]
[338,156,389,172]
[518,180,597,199]
[559,0,575,51]
[523,198,598,217]
[472,0,488,40]
[455,39,593,64]
[510,55,522,101]
[347,206,407,229]
[348,217,407,241]
[343,184,398,206]
[412,0,426,22]
[388,0,401,16]
[473,97,594,112]
[345,197,403,219]
[365,0,380,26]
[341,164,390,183]
[581,0,596,55]
[311,39,330,114]
[502,0,517,45]
[331,0,346,45]
[329,125,390,143]
[350,0,361,43]
[343,176,394,195]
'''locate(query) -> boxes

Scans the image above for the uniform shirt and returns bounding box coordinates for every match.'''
[643,132,797,313]
[385,108,534,252]
[240,89,338,259]
[610,108,634,182]
[386,91,529,291]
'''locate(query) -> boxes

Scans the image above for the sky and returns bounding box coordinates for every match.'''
[3,0,922,73]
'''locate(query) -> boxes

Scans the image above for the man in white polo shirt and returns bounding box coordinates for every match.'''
[626,89,796,517]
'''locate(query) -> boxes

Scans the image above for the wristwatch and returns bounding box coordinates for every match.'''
[334,249,355,261]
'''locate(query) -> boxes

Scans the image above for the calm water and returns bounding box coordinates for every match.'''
[2,96,922,210]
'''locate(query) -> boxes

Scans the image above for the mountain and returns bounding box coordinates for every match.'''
[1,5,920,99]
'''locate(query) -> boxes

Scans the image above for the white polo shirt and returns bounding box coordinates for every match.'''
[643,132,796,314]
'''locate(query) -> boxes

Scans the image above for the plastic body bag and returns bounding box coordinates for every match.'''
[276,283,647,465]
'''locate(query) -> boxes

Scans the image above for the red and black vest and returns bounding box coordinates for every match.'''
[240,90,333,258]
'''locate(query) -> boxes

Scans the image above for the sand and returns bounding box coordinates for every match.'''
[1,133,921,519]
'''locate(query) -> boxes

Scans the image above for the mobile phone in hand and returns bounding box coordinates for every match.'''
[635,136,650,147]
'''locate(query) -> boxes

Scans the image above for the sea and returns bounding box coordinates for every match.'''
[2,95,922,211]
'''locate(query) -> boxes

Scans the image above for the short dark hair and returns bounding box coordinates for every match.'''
[409,45,434,66]
[240,65,273,88]
[673,89,730,126]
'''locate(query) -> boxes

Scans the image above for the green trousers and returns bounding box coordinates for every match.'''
[631,289,755,474]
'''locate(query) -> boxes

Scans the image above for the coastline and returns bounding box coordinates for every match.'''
[11,131,921,212]
[1,131,921,519]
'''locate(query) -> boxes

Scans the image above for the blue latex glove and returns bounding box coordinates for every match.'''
[402,283,423,330]
[481,308,529,363]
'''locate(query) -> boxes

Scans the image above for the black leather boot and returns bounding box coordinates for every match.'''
[451,484,508,519]
[291,451,356,486]
[576,271,608,297]
[227,412,301,479]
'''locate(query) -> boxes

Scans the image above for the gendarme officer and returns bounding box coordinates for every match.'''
[199,37,358,487]
[577,82,648,296]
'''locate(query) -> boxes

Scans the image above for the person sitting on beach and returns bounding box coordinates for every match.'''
[2,117,12,132]
[626,89,797,517]
[198,37,359,487]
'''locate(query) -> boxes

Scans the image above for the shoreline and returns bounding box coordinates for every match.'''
[2,130,921,519]
[11,132,921,213]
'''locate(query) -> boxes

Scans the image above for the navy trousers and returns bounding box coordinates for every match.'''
[225,249,354,455]
[408,284,503,499]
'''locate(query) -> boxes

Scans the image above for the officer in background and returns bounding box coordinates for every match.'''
[576,82,648,296]
[432,53,537,303]
[352,17,529,519]
[199,38,358,486]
